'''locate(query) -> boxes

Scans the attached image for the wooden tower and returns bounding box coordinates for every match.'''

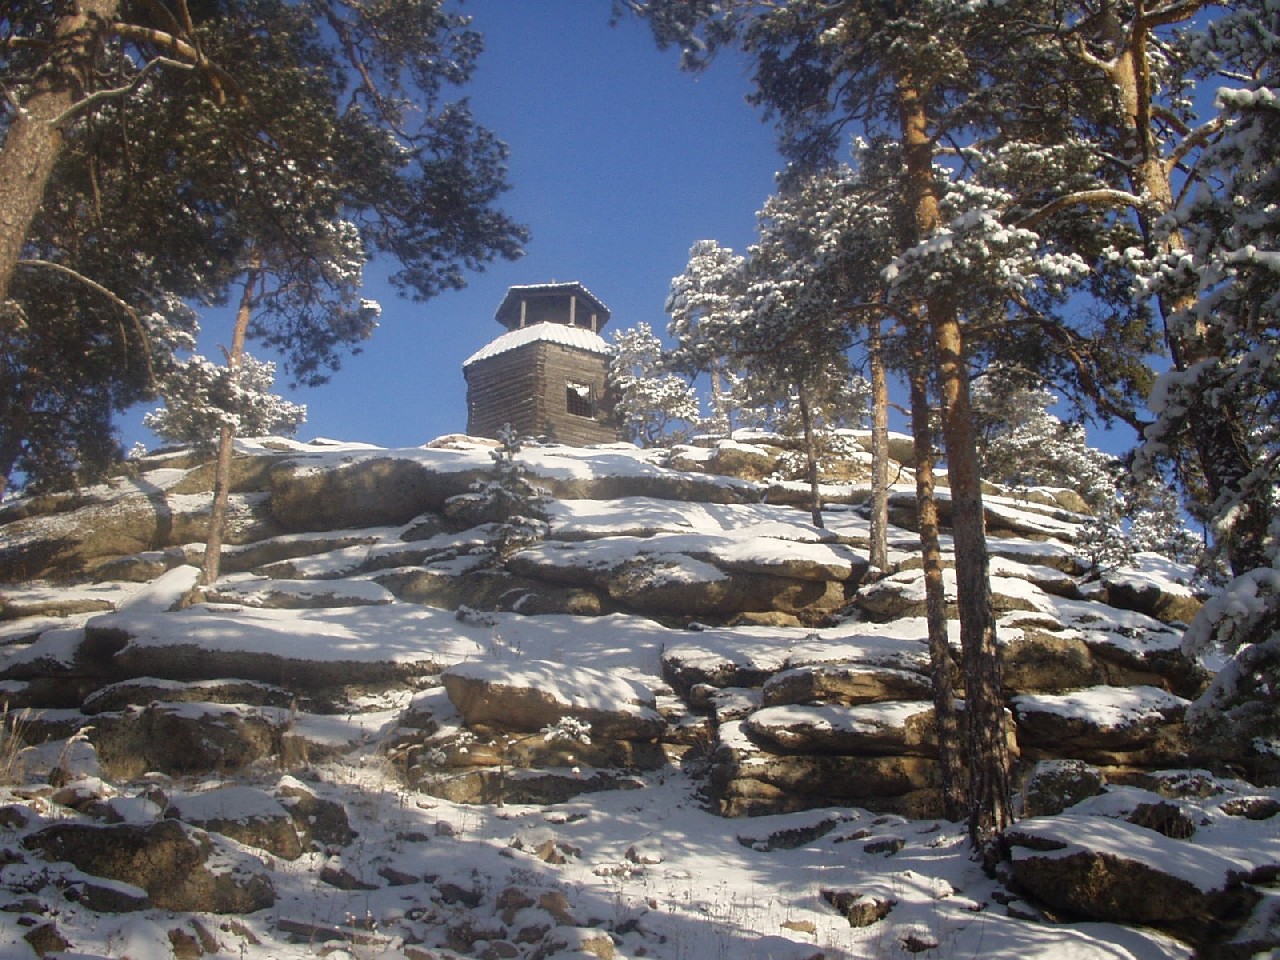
[463,282,620,444]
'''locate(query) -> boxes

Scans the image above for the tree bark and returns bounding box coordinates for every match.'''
[200,270,256,585]
[868,322,890,572]
[897,74,1012,849]
[0,0,120,316]
[797,386,824,529]
[907,325,966,823]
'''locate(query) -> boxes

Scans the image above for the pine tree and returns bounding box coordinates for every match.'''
[451,425,550,559]
[0,1,527,503]
[607,323,699,446]
[665,239,748,435]
[626,0,1128,849]
[1158,0,1280,785]
[145,350,307,450]
[971,370,1116,507]
[1003,1,1271,579]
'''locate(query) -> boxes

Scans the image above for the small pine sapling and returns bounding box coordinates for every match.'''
[452,425,550,558]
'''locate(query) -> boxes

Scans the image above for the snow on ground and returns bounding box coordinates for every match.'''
[1012,685,1189,728]
[0,748,1204,960]
[1104,552,1200,597]
[546,497,839,543]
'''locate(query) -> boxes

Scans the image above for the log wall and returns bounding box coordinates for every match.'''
[465,341,618,445]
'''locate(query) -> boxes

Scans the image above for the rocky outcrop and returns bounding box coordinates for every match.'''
[1003,810,1264,949]
[87,702,291,779]
[441,660,662,741]
[400,660,666,805]
[23,819,276,914]
[0,432,1262,957]
[1012,685,1192,768]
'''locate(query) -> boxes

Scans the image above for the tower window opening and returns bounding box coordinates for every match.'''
[566,381,593,418]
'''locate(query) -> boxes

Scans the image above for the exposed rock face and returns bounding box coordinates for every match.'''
[1099,574,1202,625]
[507,533,864,621]
[1017,759,1107,818]
[711,726,943,819]
[24,820,276,913]
[271,458,479,532]
[762,663,933,706]
[998,627,1107,694]
[0,489,276,581]
[744,702,938,756]
[81,677,297,714]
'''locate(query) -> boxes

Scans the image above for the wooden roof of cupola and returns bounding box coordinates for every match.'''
[493,281,611,333]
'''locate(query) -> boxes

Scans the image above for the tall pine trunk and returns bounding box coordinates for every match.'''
[0,0,119,315]
[868,323,890,571]
[797,387,824,529]
[908,327,966,822]
[201,270,256,585]
[897,75,1012,848]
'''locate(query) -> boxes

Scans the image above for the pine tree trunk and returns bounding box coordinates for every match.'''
[0,383,33,500]
[0,0,119,315]
[201,271,256,585]
[711,363,729,436]
[898,75,1012,849]
[797,387,824,529]
[932,295,1012,848]
[908,331,966,823]
[868,323,890,572]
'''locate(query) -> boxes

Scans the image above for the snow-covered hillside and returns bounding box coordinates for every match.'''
[0,434,1274,960]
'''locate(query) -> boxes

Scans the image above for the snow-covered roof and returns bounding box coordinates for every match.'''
[462,321,612,368]
[494,282,610,327]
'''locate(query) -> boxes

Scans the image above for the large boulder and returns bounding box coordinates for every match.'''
[0,489,276,581]
[82,677,297,714]
[1016,759,1107,818]
[998,623,1108,695]
[166,786,304,860]
[661,632,796,697]
[603,555,846,618]
[24,819,275,914]
[270,458,479,532]
[855,568,1046,621]
[744,701,938,756]
[1012,685,1192,767]
[1096,558,1203,625]
[708,721,942,819]
[87,702,288,779]
[506,542,849,624]
[762,662,933,706]
[507,533,863,620]
[423,768,644,806]
[1004,813,1261,949]
[440,659,663,742]
[377,567,608,616]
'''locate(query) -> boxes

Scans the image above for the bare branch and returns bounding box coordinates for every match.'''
[111,22,244,105]
[1141,0,1208,31]
[1016,188,1148,229]
[1010,293,1151,433]
[50,55,193,126]
[1168,112,1226,173]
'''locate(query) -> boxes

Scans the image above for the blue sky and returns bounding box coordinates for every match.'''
[127,1,785,450]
